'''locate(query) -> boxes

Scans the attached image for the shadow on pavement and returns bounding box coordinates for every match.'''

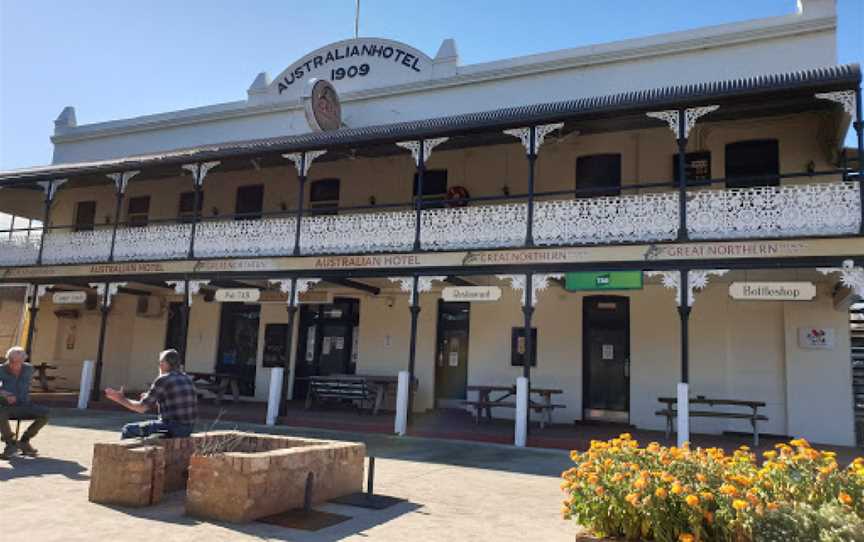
[100,491,423,542]
[0,455,89,481]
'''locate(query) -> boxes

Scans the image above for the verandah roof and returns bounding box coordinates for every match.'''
[0,63,859,185]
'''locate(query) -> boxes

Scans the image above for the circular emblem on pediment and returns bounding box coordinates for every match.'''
[303,79,342,132]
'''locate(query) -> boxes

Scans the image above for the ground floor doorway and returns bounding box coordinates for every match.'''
[293,297,360,399]
[215,303,260,396]
[435,301,470,408]
[582,295,630,422]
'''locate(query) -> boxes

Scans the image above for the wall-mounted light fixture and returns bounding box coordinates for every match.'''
[369,196,377,206]
[211,207,219,217]
[501,185,510,197]
[280,201,288,211]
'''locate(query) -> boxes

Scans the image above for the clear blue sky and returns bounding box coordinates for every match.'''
[0,0,862,171]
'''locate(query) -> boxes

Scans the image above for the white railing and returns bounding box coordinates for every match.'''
[2,181,859,267]
[687,181,861,239]
[0,233,41,267]
[41,229,113,264]
[301,210,415,254]
[534,192,680,246]
[114,223,193,261]
[194,218,296,258]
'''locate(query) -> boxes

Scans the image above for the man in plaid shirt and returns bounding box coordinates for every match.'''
[105,349,197,439]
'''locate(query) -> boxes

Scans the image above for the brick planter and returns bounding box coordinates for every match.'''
[89,431,365,523]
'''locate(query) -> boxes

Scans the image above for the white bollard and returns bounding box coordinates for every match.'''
[394,370,410,436]
[677,382,689,447]
[514,377,528,447]
[77,359,95,410]
[266,367,284,426]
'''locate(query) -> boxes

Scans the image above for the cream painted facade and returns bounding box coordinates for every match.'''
[25,268,856,445]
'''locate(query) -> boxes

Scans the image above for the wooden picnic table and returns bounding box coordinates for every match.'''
[656,396,768,446]
[187,371,242,404]
[465,384,565,428]
[32,362,60,391]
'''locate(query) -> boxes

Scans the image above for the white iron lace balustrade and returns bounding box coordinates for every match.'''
[533,192,680,246]
[0,234,40,266]
[687,181,861,240]
[300,210,415,255]
[41,228,113,264]
[113,223,193,261]
[421,203,526,250]
[193,217,296,258]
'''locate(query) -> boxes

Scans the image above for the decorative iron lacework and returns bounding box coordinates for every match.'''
[818,260,864,298]
[421,204,526,251]
[644,269,728,307]
[35,179,67,201]
[687,181,861,240]
[0,234,40,266]
[88,282,127,307]
[503,123,563,154]
[193,218,296,258]
[646,106,718,139]
[395,138,449,165]
[815,91,857,119]
[300,211,415,255]
[106,170,140,194]
[533,193,680,246]
[114,223,192,262]
[283,151,326,177]
[41,229,113,264]
[181,161,220,186]
[496,273,563,306]
[388,276,445,304]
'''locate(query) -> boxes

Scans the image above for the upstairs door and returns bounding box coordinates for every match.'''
[583,296,630,422]
[435,301,470,407]
[235,185,264,220]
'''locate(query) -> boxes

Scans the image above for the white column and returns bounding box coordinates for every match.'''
[514,376,529,447]
[394,370,410,436]
[266,367,284,426]
[77,359,95,409]
[677,382,689,447]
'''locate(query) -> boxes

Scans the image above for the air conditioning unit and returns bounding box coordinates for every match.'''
[136,296,166,318]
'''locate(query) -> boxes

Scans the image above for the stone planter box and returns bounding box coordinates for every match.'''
[89,431,366,522]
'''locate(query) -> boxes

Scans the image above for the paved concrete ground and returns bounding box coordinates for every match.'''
[1,409,577,541]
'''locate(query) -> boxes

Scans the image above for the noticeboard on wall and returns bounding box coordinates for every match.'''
[263,324,289,368]
[511,327,538,367]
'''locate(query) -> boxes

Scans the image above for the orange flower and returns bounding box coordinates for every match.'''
[700,491,714,502]
[733,499,749,511]
[655,487,668,498]
[704,510,714,524]
[671,482,684,495]
[720,484,738,497]
[679,534,695,542]
[839,492,853,506]
[696,473,707,483]
[685,494,700,507]
[625,493,640,506]
[766,502,779,511]
[594,486,605,496]
[634,478,648,490]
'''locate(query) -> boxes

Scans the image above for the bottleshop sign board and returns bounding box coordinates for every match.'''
[214,288,260,303]
[441,286,502,302]
[270,38,434,101]
[729,282,816,301]
[565,271,643,291]
[52,291,87,304]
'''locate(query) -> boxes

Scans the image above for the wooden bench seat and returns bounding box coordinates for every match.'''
[306,376,378,413]
[656,401,769,446]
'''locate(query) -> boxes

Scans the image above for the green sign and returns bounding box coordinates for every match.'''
[565,271,643,291]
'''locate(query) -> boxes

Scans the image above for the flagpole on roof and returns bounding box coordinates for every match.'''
[354,0,360,38]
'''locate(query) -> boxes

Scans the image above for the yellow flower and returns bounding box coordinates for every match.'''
[685,494,700,507]
[762,450,777,460]
[625,493,640,506]
[700,491,714,502]
[733,499,749,511]
[655,487,668,498]
[679,534,695,542]
[634,478,648,490]
[620,433,632,441]
[661,472,676,483]
[839,492,853,506]
[696,473,707,483]
[790,438,810,449]
[587,475,599,485]
[671,482,684,495]
[720,484,738,497]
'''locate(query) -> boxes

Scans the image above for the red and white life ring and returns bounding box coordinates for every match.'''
[446,186,470,207]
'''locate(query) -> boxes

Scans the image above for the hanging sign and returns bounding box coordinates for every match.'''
[303,79,342,131]
[729,282,815,301]
[565,271,642,291]
[52,291,86,304]
[214,288,260,302]
[441,286,501,302]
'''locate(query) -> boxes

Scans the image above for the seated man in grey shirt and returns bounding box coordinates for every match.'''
[0,346,50,459]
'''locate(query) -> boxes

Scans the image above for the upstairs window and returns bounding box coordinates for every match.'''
[309,178,340,215]
[178,191,203,223]
[127,196,150,227]
[74,201,96,232]
[576,154,621,197]
[725,140,779,188]
[235,185,264,220]
[413,169,448,207]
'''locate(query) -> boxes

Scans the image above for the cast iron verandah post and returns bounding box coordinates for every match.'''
[282,278,299,416]
[856,87,864,233]
[676,110,689,242]
[35,179,66,266]
[407,275,421,425]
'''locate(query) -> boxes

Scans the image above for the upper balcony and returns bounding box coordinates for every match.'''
[0,63,860,269]
[0,173,859,268]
